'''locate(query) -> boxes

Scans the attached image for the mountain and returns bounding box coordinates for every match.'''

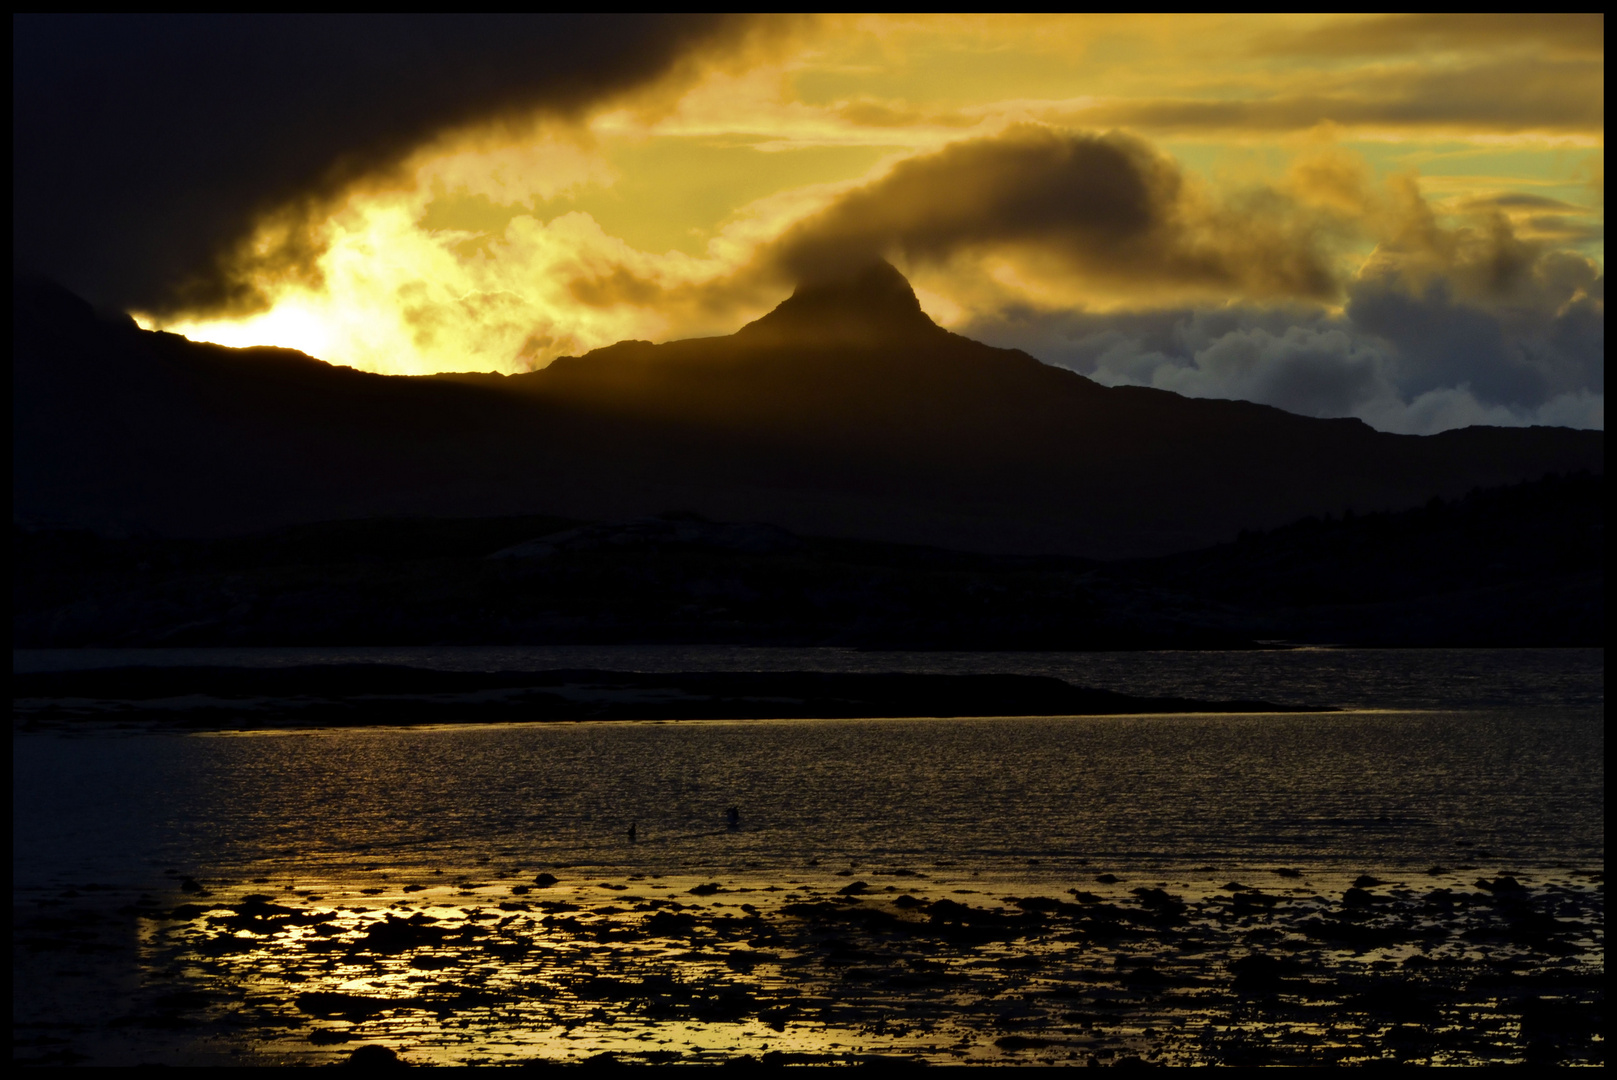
[12,266,1603,559]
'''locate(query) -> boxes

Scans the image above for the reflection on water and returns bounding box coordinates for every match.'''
[13,710,1605,889]
[11,649,1605,1065]
[17,861,1607,1066]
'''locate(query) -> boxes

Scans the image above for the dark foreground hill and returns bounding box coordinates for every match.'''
[15,472,1601,648]
[13,265,1603,560]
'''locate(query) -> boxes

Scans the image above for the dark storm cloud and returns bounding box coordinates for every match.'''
[12,14,760,315]
[766,126,1340,300]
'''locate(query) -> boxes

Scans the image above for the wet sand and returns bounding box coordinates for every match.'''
[14,859,1603,1066]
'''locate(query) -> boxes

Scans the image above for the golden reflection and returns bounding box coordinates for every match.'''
[105,863,1608,1065]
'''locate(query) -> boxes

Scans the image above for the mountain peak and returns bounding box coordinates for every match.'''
[736,261,942,346]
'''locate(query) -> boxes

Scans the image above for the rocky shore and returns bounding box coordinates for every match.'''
[13,860,1603,1066]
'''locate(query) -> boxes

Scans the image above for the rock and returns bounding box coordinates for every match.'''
[344,1044,407,1067]
[1230,954,1296,993]
[354,914,449,953]
[297,992,395,1020]
[643,910,699,935]
[692,986,755,1022]
[1231,891,1280,913]
[1131,887,1186,915]
[1121,965,1170,986]
[309,1028,355,1045]
[533,873,558,887]
[1011,896,1069,913]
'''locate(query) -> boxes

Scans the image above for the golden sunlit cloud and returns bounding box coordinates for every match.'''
[139,14,1602,386]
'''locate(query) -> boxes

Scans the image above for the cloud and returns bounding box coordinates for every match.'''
[1149,324,1388,419]
[764,125,1343,302]
[137,111,1600,411]
[834,100,982,130]
[1060,56,1603,137]
[958,232,1604,435]
[1360,175,1604,320]
[1262,13,1604,59]
[44,15,1593,429]
[12,14,767,315]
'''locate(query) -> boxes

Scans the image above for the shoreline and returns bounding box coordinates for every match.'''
[16,655,1601,1064]
[15,858,1604,1066]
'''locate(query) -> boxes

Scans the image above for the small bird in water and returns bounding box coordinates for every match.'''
[627,821,637,842]
[726,806,740,829]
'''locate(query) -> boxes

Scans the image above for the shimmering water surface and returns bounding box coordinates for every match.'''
[12,648,1605,1066]
[13,708,1606,890]
[13,648,1604,887]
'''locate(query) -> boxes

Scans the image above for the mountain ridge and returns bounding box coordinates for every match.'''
[12,270,1603,559]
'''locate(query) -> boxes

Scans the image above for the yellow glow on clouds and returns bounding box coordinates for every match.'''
[145,146,754,375]
[139,15,1603,375]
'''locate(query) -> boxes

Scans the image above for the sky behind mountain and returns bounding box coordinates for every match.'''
[13,15,1603,434]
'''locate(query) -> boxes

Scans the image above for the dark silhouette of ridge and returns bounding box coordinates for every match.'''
[14,472,1601,649]
[11,666,1321,724]
[12,272,1604,559]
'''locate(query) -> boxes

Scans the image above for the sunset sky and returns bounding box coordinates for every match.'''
[14,15,1603,433]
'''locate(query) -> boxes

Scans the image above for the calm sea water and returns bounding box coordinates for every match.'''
[12,648,1602,1070]
[12,649,1603,895]
[12,649,1604,892]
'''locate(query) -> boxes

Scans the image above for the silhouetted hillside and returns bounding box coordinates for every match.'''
[1123,470,1603,646]
[14,473,1601,648]
[1143,471,1603,604]
[14,267,1602,560]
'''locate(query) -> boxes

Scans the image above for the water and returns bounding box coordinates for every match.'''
[11,647,1604,1066]
[14,711,1605,889]
[12,648,1605,888]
